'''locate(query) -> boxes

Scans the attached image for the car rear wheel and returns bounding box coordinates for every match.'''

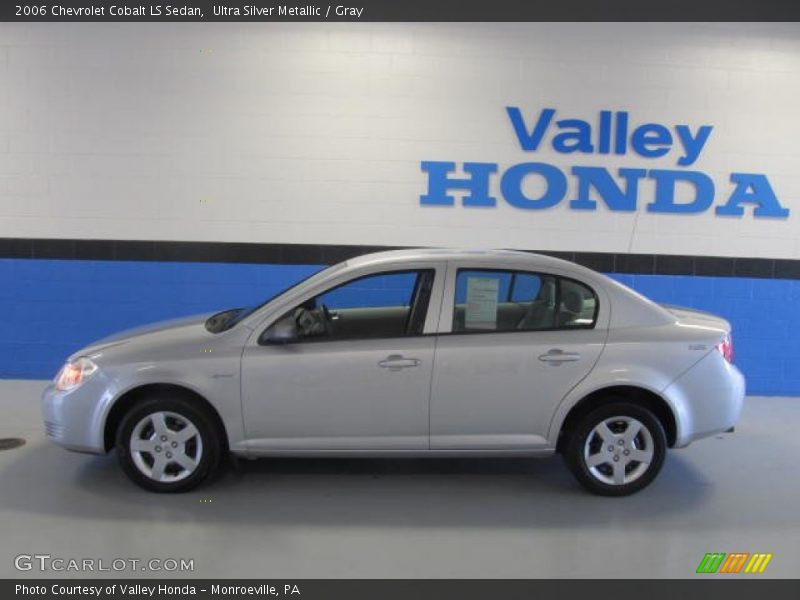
[564,402,666,496]
[115,395,221,493]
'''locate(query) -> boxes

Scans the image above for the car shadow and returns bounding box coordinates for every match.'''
[0,439,716,530]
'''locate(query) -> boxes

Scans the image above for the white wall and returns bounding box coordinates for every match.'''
[1,22,799,258]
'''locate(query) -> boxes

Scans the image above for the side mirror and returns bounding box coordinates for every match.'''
[263,317,298,344]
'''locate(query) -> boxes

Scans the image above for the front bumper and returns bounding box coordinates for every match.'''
[41,377,111,455]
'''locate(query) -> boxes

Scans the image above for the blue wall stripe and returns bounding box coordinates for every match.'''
[0,259,324,380]
[1,258,796,396]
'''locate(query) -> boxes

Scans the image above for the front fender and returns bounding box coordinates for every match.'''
[99,359,246,453]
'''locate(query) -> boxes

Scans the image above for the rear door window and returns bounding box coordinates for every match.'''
[452,269,597,333]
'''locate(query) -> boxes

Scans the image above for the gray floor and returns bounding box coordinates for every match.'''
[1,380,798,579]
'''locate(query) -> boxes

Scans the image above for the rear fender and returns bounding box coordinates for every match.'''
[546,364,683,447]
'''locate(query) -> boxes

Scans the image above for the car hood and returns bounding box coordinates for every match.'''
[72,313,215,359]
[659,304,731,333]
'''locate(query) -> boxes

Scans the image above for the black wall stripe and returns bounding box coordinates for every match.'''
[0,238,796,280]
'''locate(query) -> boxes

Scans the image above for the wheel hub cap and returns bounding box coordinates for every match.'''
[129,411,203,483]
[583,416,654,486]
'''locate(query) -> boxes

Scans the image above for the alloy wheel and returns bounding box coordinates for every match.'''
[583,416,655,486]
[129,411,204,483]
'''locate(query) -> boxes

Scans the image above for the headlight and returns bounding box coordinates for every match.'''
[55,357,98,391]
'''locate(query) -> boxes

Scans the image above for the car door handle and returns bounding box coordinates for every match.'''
[538,349,581,363]
[378,355,421,370]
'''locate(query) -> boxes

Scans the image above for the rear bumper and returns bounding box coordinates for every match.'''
[664,352,745,448]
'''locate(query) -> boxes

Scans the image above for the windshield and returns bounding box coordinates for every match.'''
[205,262,346,333]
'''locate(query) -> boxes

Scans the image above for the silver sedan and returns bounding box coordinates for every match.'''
[41,249,745,495]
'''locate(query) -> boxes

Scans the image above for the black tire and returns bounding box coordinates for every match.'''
[564,402,666,496]
[115,394,222,493]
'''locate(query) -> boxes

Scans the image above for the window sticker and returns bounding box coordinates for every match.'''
[465,277,500,329]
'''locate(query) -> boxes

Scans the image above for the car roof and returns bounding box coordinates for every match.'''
[342,249,675,329]
[240,247,678,331]
[345,248,584,271]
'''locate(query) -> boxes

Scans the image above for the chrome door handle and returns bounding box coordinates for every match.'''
[538,349,581,364]
[378,355,421,370]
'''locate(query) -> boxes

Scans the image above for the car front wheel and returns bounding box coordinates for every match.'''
[115,395,221,493]
[564,402,666,496]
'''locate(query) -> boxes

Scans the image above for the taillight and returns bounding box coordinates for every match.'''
[717,333,734,363]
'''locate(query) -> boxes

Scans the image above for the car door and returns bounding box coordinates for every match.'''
[430,263,609,450]
[240,265,444,452]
